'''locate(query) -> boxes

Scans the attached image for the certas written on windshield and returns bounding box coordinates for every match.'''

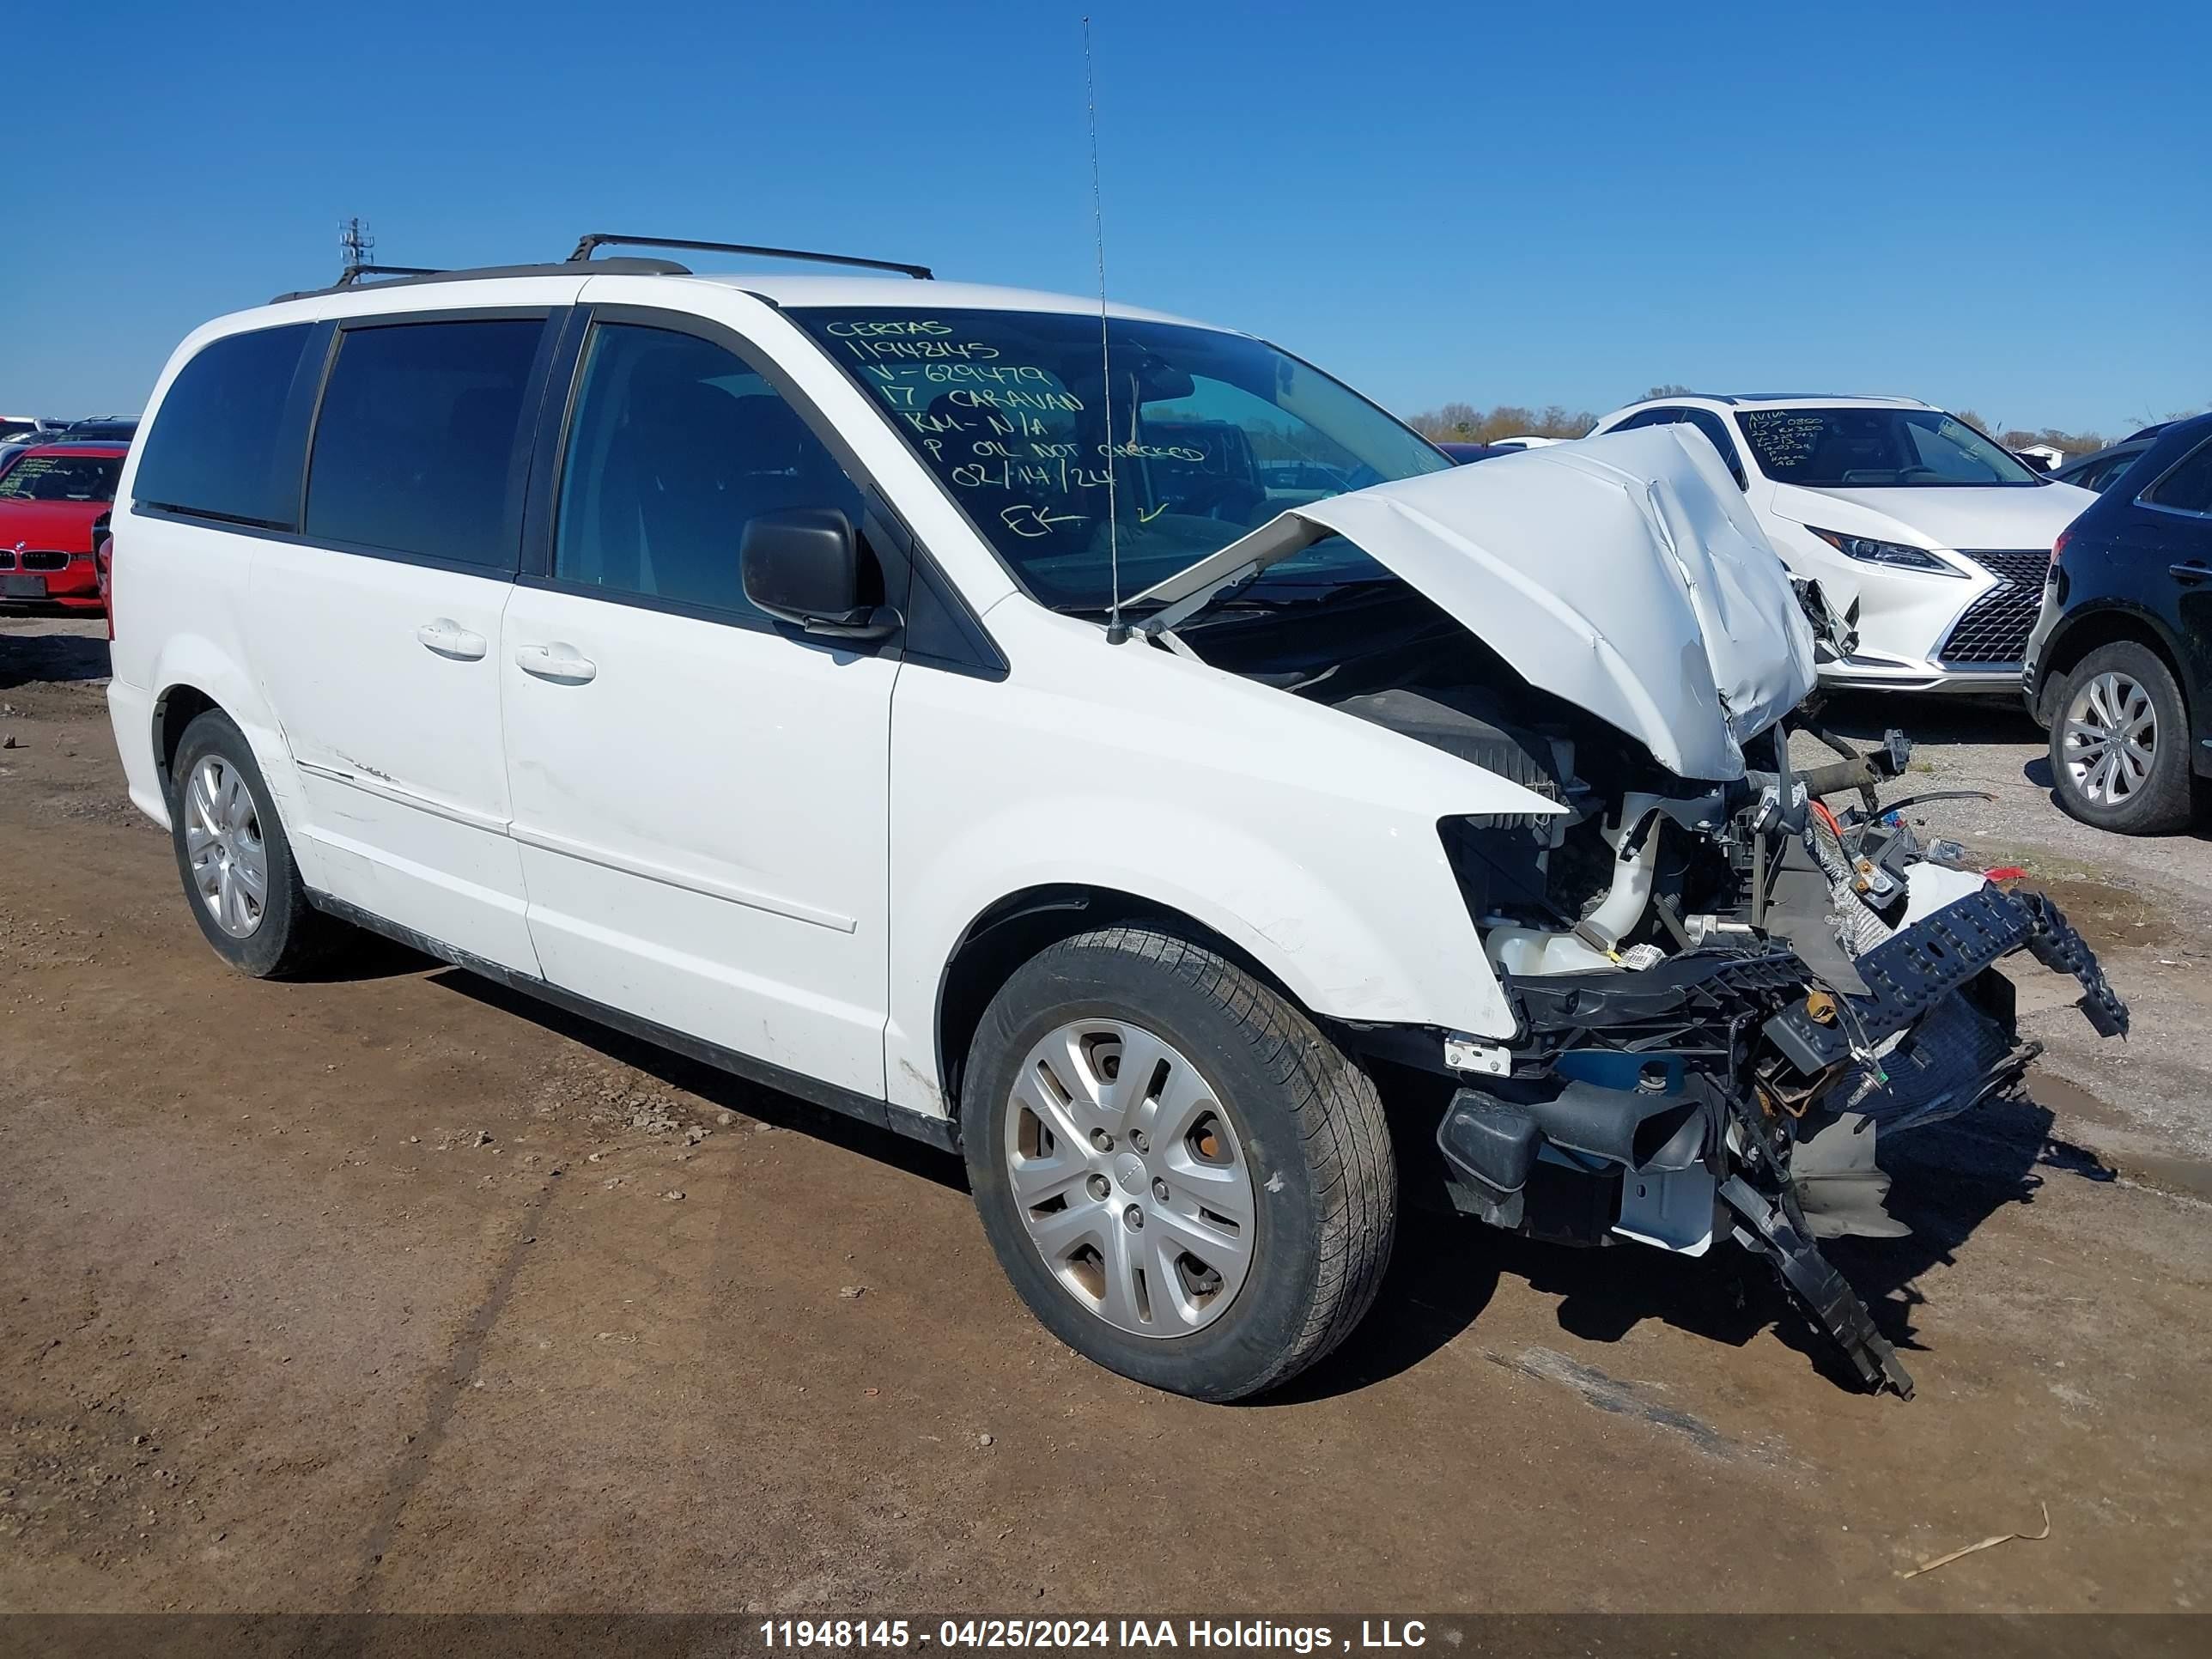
[799,307,1454,611]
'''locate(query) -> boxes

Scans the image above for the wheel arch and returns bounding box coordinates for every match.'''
[2037,602,2190,727]
[933,884,1316,1119]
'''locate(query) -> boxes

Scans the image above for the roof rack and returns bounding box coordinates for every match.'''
[270,233,932,306]
[568,233,933,281]
[271,256,690,304]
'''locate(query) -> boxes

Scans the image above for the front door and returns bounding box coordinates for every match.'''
[498,316,898,1097]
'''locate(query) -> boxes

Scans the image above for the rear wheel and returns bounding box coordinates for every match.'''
[961,925,1395,1401]
[2050,641,2194,835]
[168,710,350,975]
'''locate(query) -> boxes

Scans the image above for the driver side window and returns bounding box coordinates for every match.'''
[553,323,865,621]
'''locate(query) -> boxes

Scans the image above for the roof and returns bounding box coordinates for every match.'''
[266,264,1221,331]
[1602,392,1937,423]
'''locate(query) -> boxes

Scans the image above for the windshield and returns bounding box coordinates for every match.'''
[0,453,122,502]
[1737,406,2043,489]
[793,307,1453,611]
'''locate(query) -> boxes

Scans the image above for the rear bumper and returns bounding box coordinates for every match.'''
[106,678,169,830]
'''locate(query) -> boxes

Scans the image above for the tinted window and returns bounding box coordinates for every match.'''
[0,453,122,501]
[552,323,865,619]
[305,319,544,566]
[133,324,314,526]
[1681,408,1748,489]
[1609,407,1684,432]
[2144,439,2212,515]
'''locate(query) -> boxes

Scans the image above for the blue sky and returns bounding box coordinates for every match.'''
[4,0,2205,434]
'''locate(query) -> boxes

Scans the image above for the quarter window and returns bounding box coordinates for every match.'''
[2143,439,2212,516]
[305,319,544,567]
[133,323,316,527]
[550,323,865,620]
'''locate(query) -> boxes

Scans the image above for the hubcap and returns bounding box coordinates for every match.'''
[2061,671,2157,805]
[184,756,269,939]
[1002,1019,1255,1339]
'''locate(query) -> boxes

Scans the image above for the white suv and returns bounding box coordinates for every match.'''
[1587,394,2097,694]
[106,239,2126,1401]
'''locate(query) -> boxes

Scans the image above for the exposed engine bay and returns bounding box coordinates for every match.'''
[1180,585,2129,1400]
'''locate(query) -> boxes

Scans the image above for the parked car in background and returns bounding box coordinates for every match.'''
[1434,441,1509,464]
[1,415,64,442]
[2025,411,2212,834]
[1588,393,2097,694]
[0,441,127,611]
[2053,437,2159,495]
[62,416,140,441]
[2014,442,2065,472]
[1484,434,1560,451]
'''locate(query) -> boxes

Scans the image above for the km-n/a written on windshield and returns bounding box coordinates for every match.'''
[792,308,1453,612]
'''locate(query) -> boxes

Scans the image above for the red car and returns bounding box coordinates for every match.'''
[0,441,126,612]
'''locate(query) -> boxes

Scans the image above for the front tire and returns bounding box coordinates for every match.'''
[961,925,1395,1401]
[2050,641,2194,835]
[167,710,349,976]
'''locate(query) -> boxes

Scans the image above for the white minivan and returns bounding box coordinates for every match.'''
[107,238,2126,1401]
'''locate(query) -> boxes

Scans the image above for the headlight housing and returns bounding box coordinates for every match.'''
[1807,526,1966,576]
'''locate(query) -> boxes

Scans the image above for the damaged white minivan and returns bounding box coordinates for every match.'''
[106,238,2128,1401]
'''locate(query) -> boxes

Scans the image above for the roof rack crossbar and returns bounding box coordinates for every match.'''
[568,233,933,281]
[334,263,447,285]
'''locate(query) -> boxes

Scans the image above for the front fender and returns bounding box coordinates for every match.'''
[883,613,1550,1117]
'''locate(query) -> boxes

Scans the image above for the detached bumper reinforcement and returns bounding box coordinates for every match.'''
[1720,1175,1916,1400]
[1765,885,2128,1074]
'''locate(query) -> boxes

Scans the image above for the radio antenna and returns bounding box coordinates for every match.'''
[1085,15,1127,644]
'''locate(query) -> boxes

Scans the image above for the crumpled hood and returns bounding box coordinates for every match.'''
[1139,424,1814,780]
[1767,478,2096,551]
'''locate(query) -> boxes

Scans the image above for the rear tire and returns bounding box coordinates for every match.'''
[2049,641,2195,835]
[167,710,350,976]
[961,924,1395,1401]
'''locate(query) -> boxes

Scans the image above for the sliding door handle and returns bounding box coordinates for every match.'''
[416,618,489,660]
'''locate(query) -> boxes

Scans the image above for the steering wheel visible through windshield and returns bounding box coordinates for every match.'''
[792,307,1454,614]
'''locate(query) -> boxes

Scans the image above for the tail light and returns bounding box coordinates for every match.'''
[94,519,114,640]
[2051,527,2071,568]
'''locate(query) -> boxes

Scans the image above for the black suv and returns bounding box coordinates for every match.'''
[2026,410,2212,833]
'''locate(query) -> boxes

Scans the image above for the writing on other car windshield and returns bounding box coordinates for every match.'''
[792,308,1452,612]
[0,454,122,501]
[1737,407,2040,489]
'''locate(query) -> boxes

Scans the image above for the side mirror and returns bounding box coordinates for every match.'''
[740,508,897,641]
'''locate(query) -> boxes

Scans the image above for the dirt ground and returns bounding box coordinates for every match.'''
[3,614,2208,1615]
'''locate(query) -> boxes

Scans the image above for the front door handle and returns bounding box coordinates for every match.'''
[515,642,598,684]
[2170,562,2210,585]
[416,617,489,660]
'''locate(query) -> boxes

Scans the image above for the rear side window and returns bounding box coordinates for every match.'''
[134,324,316,527]
[305,319,544,568]
[2142,439,2212,516]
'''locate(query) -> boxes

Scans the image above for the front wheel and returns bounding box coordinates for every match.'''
[2050,641,2195,835]
[961,925,1396,1401]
